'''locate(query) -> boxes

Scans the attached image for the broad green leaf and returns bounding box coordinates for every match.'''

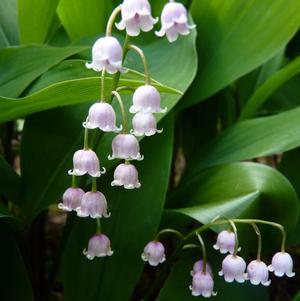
[0,0,19,46]
[18,0,60,44]
[240,55,300,119]
[182,0,300,107]
[188,106,300,172]
[170,162,299,234]
[62,115,174,301]
[0,230,33,301]
[0,45,86,98]
[57,0,113,41]
[292,290,300,301]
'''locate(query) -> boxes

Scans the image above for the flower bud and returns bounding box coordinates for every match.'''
[141,241,166,266]
[58,187,85,212]
[130,112,163,136]
[76,191,110,219]
[218,254,246,283]
[189,271,217,297]
[130,85,167,114]
[268,251,295,277]
[191,260,213,276]
[83,234,113,259]
[84,102,122,132]
[156,2,196,43]
[86,36,124,74]
[116,0,158,36]
[68,149,105,178]
[108,134,144,161]
[213,230,238,254]
[111,163,141,189]
[246,260,271,286]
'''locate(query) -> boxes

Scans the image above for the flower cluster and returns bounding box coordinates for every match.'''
[141,220,295,298]
[58,0,195,260]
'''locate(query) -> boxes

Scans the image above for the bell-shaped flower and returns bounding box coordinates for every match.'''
[213,230,239,254]
[141,241,166,266]
[83,234,113,259]
[130,112,163,136]
[111,163,141,189]
[218,254,246,283]
[83,102,122,132]
[191,260,213,276]
[68,149,105,178]
[190,271,217,298]
[108,134,144,161]
[130,85,167,114]
[246,260,271,286]
[76,191,110,219]
[156,1,196,42]
[58,187,85,212]
[116,0,158,36]
[86,36,124,74]
[268,251,295,277]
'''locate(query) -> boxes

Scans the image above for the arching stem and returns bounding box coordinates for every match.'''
[251,223,262,261]
[112,90,128,133]
[196,233,207,273]
[106,5,122,36]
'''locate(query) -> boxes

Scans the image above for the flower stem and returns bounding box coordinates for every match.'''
[101,69,106,101]
[83,126,89,149]
[92,177,97,192]
[155,228,184,240]
[196,233,207,273]
[96,218,101,234]
[106,5,122,36]
[71,175,77,188]
[228,220,239,256]
[128,44,151,84]
[251,223,262,261]
[112,90,128,133]
[116,86,136,93]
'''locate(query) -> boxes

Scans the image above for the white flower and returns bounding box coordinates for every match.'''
[86,36,124,74]
[189,271,217,298]
[108,134,144,161]
[68,149,106,178]
[83,234,113,259]
[130,112,163,136]
[246,260,271,286]
[156,1,196,42]
[83,102,122,132]
[218,254,246,283]
[111,163,141,189]
[268,251,295,277]
[191,260,213,277]
[58,187,85,212]
[130,85,167,114]
[141,241,166,266]
[116,0,158,36]
[76,191,110,219]
[213,230,239,254]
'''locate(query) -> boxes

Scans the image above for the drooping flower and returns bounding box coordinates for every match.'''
[156,1,196,43]
[213,230,238,254]
[130,85,167,114]
[108,134,144,161]
[130,112,163,136]
[83,102,122,132]
[116,0,158,36]
[68,149,105,178]
[191,260,213,276]
[86,36,124,74]
[268,251,295,277]
[83,234,113,259]
[111,163,141,189]
[76,191,110,219]
[218,254,246,283]
[246,260,271,286]
[141,241,166,266]
[58,187,85,212]
[189,271,217,298]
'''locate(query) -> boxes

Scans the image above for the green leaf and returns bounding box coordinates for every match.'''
[170,162,299,234]
[62,115,174,301]
[0,45,86,98]
[0,0,19,46]
[188,106,300,172]
[182,0,300,107]
[240,55,300,119]
[57,0,113,41]
[18,0,60,44]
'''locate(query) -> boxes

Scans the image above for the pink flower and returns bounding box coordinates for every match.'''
[268,252,295,277]
[213,230,238,254]
[131,112,163,137]
[83,234,113,259]
[191,260,213,276]
[190,271,217,297]
[218,254,246,283]
[246,260,271,286]
[58,187,85,212]
[141,241,166,266]
[111,163,141,189]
